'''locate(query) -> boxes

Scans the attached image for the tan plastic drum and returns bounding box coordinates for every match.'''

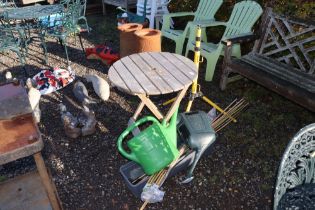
[134,29,161,53]
[118,23,143,58]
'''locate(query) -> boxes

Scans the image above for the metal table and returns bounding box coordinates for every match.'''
[4,4,64,20]
[277,183,315,210]
[108,52,197,123]
[1,4,64,64]
[0,82,62,210]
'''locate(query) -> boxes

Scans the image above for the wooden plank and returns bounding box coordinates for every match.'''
[173,53,196,70]
[166,52,198,76]
[179,55,199,73]
[129,54,173,94]
[164,86,189,122]
[229,60,315,112]
[34,153,61,210]
[132,101,145,120]
[112,61,146,95]
[138,53,183,92]
[108,67,131,94]
[149,52,191,85]
[241,54,315,92]
[137,94,164,120]
[121,56,161,95]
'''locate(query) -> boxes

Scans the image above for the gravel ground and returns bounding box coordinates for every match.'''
[0,12,314,210]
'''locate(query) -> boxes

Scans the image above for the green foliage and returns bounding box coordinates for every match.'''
[169,0,315,19]
[0,175,6,182]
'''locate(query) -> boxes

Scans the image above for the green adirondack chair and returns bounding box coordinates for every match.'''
[161,0,223,55]
[185,0,263,81]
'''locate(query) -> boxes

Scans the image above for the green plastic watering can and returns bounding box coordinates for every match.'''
[117,110,179,175]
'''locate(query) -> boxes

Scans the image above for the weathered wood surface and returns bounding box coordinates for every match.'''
[0,82,44,165]
[0,82,32,120]
[220,8,315,112]
[240,54,315,92]
[34,153,62,210]
[0,113,43,165]
[253,8,315,75]
[109,52,197,96]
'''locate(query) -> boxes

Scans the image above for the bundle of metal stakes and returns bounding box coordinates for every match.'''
[140,98,248,210]
[212,98,248,132]
[140,146,187,210]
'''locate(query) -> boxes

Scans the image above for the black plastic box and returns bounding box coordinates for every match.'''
[119,150,195,198]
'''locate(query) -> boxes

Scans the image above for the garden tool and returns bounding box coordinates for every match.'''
[117,109,179,175]
[163,25,237,123]
[177,111,216,183]
[186,25,236,123]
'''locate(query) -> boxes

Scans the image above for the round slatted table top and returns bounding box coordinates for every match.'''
[109,52,198,96]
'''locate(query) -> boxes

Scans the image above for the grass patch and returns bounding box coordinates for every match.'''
[0,175,7,182]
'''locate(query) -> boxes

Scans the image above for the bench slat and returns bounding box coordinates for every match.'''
[239,53,315,93]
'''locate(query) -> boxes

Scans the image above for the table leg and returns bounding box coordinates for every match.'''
[33,153,61,210]
[164,86,189,122]
[132,101,145,120]
[128,101,146,136]
[137,94,164,121]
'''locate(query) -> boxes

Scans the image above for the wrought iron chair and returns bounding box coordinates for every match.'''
[0,12,26,73]
[40,0,88,65]
[274,123,315,210]
[0,0,16,8]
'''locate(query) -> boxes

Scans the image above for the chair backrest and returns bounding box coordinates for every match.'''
[253,8,315,75]
[273,123,315,210]
[66,0,84,26]
[194,0,223,21]
[0,0,16,8]
[222,0,262,39]
[137,0,170,15]
[45,0,83,32]
[0,11,22,48]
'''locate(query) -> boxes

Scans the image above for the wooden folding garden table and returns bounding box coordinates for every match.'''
[108,52,197,124]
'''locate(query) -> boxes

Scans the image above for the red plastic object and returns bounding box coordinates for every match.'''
[86,45,120,66]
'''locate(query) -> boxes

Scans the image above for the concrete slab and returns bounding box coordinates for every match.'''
[0,171,52,210]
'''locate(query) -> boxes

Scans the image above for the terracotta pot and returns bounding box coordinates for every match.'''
[117,23,143,58]
[134,29,161,53]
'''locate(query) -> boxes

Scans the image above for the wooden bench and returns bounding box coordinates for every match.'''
[220,8,315,112]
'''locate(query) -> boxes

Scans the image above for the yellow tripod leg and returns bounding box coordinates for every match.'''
[202,96,237,123]
[162,97,176,106]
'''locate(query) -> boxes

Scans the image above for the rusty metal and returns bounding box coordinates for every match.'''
[0,81,62,210]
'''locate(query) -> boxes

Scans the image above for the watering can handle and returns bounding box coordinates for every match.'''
[117,116,160,163]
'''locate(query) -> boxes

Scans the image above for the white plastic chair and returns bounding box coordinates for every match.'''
[137,0,172,29]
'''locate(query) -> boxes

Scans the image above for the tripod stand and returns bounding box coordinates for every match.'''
[185,25,236,122]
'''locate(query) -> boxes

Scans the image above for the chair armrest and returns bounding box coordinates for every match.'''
[162,12,195,31]
[163,12,195,19]
[191,21,227,28]
[221,33,259,46]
